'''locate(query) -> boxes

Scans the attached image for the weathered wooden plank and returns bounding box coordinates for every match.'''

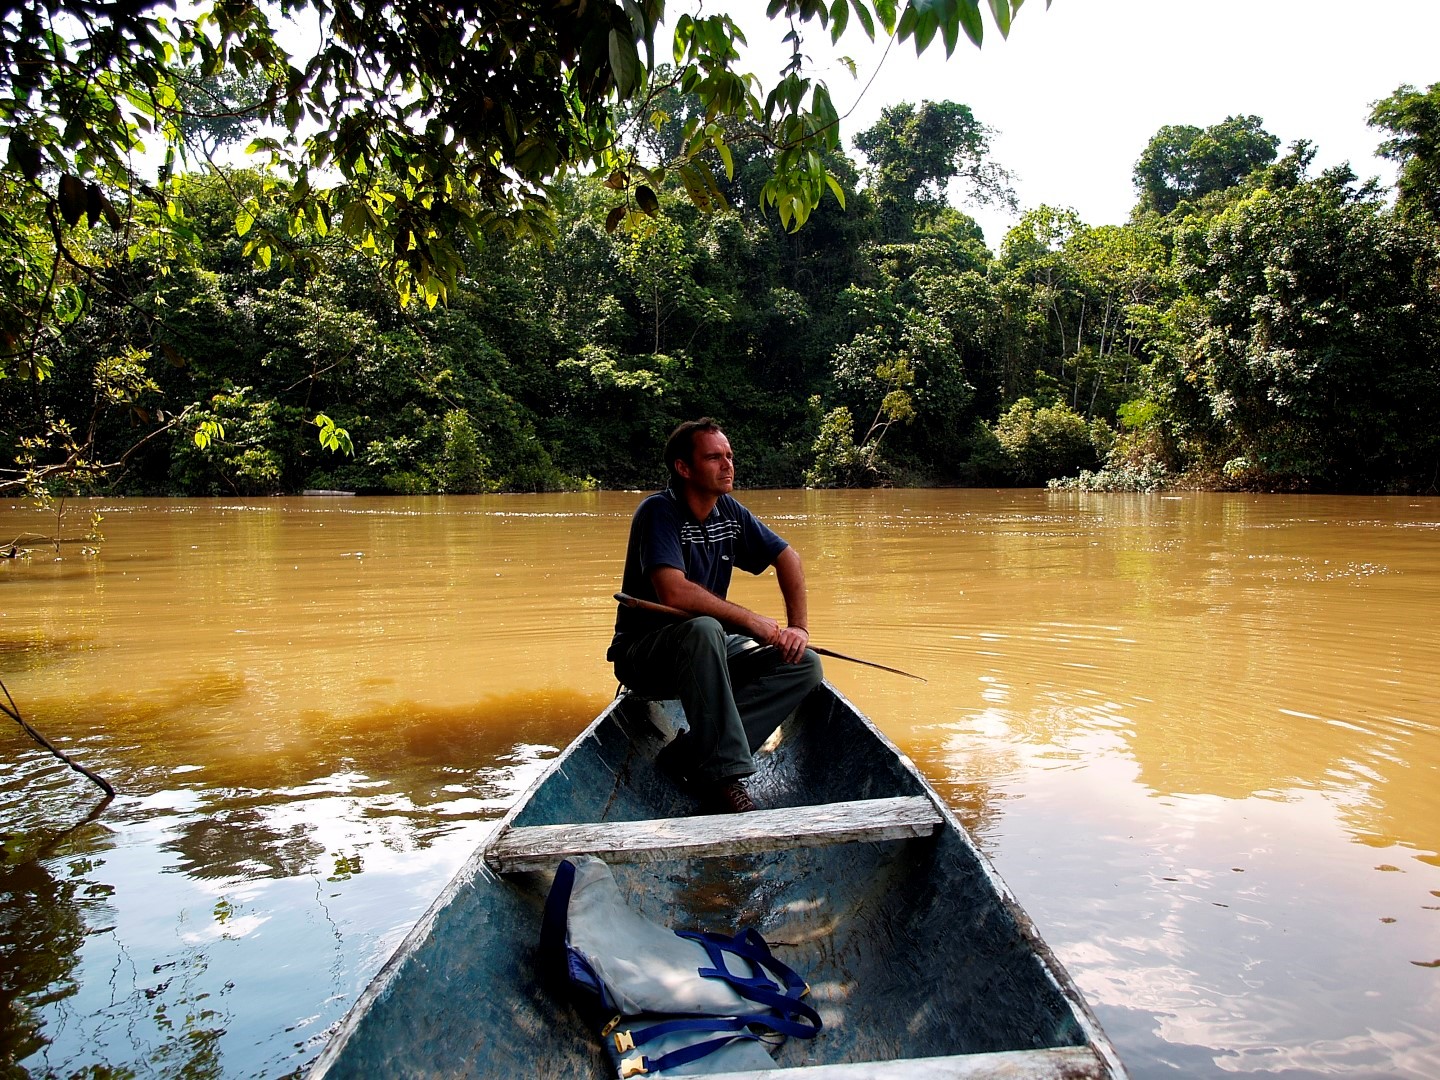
[702,1046,1109,1079]
[485,795,942,873]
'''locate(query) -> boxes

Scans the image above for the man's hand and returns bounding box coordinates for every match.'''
[651,563,811,663]
[743,611,782,645]
[776,625,809,664]
[738,614,808,663]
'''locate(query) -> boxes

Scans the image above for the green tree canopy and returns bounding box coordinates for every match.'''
[1165,166,1440,489]
[1132,115,1280,217]
[0,0,1046,496]
[853,99,1014,240]
[1369,81,1440,223]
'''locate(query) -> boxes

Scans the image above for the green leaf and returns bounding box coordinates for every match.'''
[829,0,849,43]
[824,172,847,209]
[940,9,959,54]
[987,0,1012,36]
[236,206,255,237]
[714,137,735,180]
[913,11,939,51]
[672,14,693,62]
[896,6,917,42]
[608,29,641,98]
[957,0,985,47]
[853,1,876,38]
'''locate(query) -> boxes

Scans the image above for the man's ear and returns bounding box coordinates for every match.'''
[673,457,692,481]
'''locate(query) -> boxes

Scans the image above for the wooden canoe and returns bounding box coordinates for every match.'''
[309,683,1127,1079]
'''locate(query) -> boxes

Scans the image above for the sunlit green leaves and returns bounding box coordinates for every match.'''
[313,413,354,456]
[193,420,226,450]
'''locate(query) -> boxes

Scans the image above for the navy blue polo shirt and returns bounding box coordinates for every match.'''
[609,487,788,657]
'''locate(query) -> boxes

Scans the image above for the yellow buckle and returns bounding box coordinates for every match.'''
[599,1015,621,1038]
[620,1055,648,1078]
[613,1029,635,1053]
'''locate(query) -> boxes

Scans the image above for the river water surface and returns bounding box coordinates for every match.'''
[0,490,1436,1079]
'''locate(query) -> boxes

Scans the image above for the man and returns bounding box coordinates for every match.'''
[609,418,824,813]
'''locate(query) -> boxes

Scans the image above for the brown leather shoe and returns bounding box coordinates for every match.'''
[702,778,756,814]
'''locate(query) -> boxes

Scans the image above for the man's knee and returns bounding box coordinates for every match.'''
[674,616,726,656]
[797,648,824,689]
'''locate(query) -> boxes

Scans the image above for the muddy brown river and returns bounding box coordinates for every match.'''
[1,490,1436,1078]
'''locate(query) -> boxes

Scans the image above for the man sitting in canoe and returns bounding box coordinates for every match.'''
[609,418,823,813]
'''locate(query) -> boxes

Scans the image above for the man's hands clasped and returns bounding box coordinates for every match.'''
[746,611,809,664]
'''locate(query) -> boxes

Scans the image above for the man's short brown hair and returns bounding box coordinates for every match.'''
[664,417,724,483]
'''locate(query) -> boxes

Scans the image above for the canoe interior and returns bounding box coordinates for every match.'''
[312,686,1101,1079]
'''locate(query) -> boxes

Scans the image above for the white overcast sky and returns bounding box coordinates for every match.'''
[717,0,1440,246]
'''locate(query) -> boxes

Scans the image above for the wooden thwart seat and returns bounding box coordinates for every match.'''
[485,795,943,874]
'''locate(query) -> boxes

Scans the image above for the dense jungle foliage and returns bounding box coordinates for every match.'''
[5,80,1440,496]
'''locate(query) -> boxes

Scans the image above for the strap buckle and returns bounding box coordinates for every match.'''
[620,1055,648,1077]
[613,1029,636,1053]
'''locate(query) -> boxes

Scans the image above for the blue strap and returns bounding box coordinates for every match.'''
[636,1031,766,1075]
[625,1014,761,1047]
[674,929,822,1039]
[679,929,806,988]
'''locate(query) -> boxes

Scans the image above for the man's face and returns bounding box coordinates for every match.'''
[677,430,734,497]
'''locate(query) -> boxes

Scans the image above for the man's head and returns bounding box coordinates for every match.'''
[664,418,733,496]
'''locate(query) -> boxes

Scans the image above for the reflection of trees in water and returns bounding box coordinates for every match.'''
[1,685,596,1075]
[157,690,598,879]
[0,857,88,1064]
[0,734,113,871]
[0,733,118,1063]
[165,805,327,881]
[134,949,232,1080]
[4,851,232,1080]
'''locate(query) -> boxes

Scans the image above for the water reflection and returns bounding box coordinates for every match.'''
[0,492,1438,1078]
[1,684,596,1077]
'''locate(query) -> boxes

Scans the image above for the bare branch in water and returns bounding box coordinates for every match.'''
[0,678,115,799]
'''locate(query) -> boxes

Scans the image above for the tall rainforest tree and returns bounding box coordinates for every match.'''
[1132,115,1280,217]
[1369,81,1440,224]
[806,97,1016,485]
[853,100,1015,240]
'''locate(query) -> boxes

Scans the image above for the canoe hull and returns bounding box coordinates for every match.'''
[310,684,1124,1078]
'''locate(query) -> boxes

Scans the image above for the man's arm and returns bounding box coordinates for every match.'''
[772,545,810,663]
[650,566,780,643]
[650,545,811,664]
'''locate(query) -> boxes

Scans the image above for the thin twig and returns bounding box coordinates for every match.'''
[0,678,115,798]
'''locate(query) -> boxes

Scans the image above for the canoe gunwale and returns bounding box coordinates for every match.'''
[700,1044,1110,1078]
